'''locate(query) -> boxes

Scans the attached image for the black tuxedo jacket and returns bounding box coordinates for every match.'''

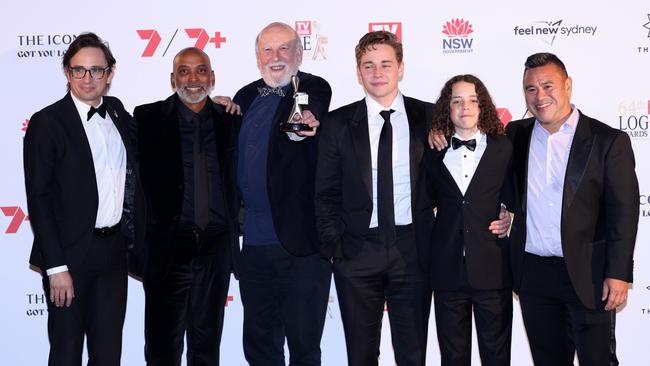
[233,71,332,257]
[25,93,142,273]
[507,112,639,309]
[315,96,433,269]
[133,95,241,279]
[418,134,513,291]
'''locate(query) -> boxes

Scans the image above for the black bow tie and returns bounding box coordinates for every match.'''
[451,137,477,151]
[87,104,107,120]
[257,86,285,97]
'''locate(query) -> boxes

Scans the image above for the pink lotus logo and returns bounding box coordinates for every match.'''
[442,18,474,37]
[21,119,29,132]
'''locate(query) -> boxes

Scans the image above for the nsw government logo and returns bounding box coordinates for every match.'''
[441,18,474,54]
[617,100,649,139]
[513,20,597,46]
[295,21,328,61]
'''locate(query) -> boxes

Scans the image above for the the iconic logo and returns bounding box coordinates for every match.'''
[26,293,47,316]
[137,28,227,57]
[496,108,512,125]
[513,20,597,46]
[442,18,474,54]
[638,14,650,54]
[368,22,402,41]
[16,34,76,58]
[644,14,650,37]
[640,194,650,218]
[295,21,328,60]
[617,100,649,139]
[1,206,29,234]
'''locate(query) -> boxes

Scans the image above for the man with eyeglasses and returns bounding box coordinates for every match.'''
[24,32,143,365]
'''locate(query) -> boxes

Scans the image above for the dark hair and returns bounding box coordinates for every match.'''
[62,32,116,69]
[524,52,567,78]
[431,74,504,137]
[355,31,402,66]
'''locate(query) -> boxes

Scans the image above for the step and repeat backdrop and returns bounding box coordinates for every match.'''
[1,1,649,364]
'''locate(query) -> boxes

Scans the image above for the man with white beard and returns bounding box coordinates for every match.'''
[232,22,332,366]
[132,47,241,366]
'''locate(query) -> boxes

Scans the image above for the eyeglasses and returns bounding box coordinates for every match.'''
[67,66,111,80]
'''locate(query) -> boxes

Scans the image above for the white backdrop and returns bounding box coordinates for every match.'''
[1,1,649,364]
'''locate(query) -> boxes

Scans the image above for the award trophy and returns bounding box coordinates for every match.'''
[279,75,312,133]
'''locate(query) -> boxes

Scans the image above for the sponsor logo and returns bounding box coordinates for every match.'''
[16,34,76,58]
[295,21,328,60]
[369,22,402,41]
[136,28,227,58]
[638,14,650,53]
[326,295,337,319]
[26,293,47,317]
[21,119,29,133]
[617,100,649,139]
[224,295,234,307]
[513,20,597,46]
[442,18,474,54]
[1,206,29,234]
[640,194,650,218]
[496,108,512,125]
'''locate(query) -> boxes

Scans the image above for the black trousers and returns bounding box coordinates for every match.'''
[144,229,231,366]
[519,252,618,366]
[43,231,127,366]
[433,268,512,366]
[333,225,431,366]
[239,244,332,366]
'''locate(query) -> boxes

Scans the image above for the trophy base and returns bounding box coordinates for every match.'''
[278,123,313,133]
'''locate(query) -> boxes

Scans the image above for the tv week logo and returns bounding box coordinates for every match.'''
[294,21,328,60]
[137,28,227,57]
[368,22,402,41]
[1,206,29,234]
[442,18,474,54]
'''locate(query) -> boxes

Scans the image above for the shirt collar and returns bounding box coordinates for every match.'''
[176,95,212,123]
[365,91,406,118]
[70,93,103,122]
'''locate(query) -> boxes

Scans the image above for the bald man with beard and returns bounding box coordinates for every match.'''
[132,47,241,366]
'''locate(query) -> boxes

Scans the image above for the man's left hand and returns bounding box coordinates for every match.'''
[212,96,241,115]
[295,110,320,137]
[602,278,629,311]
[489,207,512,238]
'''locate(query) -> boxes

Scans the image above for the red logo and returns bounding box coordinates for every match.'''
[224,295,234,307]
[136,30,162,57]
[295,21,312,36]
[1,206,29,234]
[442,18,474,37]
[22,119,29,132]
[369,22,402,41]
[185,29,227,49]
[496,108,512,125]
[137,28,227,57]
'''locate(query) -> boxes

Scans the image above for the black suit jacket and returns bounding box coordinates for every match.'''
[315,96,433,269]
[233,71,332,257]
[418,134,513,291]
[133,95,241,280]
[24,93,142,273]
[507,112,639,309]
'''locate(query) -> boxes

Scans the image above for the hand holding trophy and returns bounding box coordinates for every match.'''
[279,75,313,133]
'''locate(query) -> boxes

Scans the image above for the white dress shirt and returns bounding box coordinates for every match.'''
[366,92,412,227]
[47,94,127,275]
[525,106,579,257]
[443,130,487,195]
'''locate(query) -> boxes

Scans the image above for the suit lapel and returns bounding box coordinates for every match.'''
[62,93,96,178]
[432,148,464,198]
[349,100,373,199]
[563,114,593,209]
[404,97,425,204]
[512,120,534,212]
[465,134,499,197]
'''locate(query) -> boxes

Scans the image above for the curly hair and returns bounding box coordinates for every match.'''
[431,74,504,138]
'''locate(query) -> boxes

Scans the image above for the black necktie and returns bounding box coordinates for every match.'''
[451,137,477,151]
[257,86,285,97]
[87,104,107,120]
[193,114,210,229]
[378,109,396,246]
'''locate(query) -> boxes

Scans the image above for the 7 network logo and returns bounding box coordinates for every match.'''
[1,206,29,234]
[137,28,227,57]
